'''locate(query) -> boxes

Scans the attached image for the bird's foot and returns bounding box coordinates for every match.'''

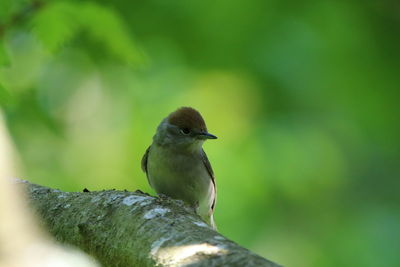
[134,189,150,196]
[157,193,170,200]
[192,201,199,214]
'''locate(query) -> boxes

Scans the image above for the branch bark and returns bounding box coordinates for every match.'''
[18,179,281,267]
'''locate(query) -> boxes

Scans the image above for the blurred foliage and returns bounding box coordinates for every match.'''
[1,0,400,266]
[31,1,144,65]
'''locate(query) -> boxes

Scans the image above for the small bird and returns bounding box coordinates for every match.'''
[141,107,217,228]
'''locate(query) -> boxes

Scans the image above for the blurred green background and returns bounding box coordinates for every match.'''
[1,0,399,266]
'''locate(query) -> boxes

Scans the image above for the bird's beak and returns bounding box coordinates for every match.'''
[197,132,217,140]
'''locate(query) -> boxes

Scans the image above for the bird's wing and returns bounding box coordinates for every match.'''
[201,149,217,213]
[141,146,151,175]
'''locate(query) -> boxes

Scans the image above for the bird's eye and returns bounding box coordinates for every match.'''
[180,128,190,135]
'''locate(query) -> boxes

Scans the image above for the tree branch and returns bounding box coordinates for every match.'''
[17,179,282,267]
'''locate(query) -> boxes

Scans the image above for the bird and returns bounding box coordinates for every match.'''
[141,107,217,228]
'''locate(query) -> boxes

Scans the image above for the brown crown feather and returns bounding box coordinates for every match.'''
[168,107,207,131]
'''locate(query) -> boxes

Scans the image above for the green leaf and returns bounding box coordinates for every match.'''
[0,41,10,66]
[30,2,80,52]
[0,83,12,106]
[31,1,145,66]
[0,0,13,24]
[77,3,145,66]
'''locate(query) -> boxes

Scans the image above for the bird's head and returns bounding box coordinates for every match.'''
[153,107,217,150]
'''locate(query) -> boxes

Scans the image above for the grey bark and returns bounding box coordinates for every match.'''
[17,179,282,267]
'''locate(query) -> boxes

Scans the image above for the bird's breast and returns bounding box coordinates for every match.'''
[146,145,214,215]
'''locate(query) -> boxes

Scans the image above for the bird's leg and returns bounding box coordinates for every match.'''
[193,200,199,214]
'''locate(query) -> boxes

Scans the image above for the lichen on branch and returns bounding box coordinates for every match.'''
[18,180,281,267]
